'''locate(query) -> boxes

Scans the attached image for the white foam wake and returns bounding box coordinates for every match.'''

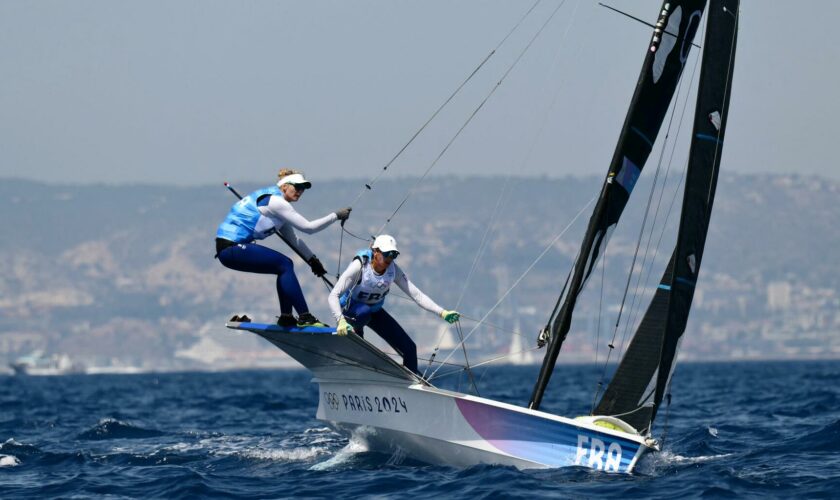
[0,454,20,467]
[244,446,328,462]
[309,428,371,471]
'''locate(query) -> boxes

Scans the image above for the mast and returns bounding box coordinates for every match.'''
[595,0,739,432]
[529,0,707,410]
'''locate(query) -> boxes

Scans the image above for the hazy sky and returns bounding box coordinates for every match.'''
[2,0,838,186]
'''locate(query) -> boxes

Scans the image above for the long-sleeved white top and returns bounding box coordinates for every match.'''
[253,195,337,259]
[328,259,445,322]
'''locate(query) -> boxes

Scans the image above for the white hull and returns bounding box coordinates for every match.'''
[228,322,652,472]
[316,379,650,472]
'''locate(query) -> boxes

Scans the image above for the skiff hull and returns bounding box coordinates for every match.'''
[317,379,650,471]
[227,322,652,472]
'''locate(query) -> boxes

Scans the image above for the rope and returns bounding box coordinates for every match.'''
[336,224,345,279]
[590,12,706,408]
[451,0,581,315]
[454,178,513,311]
[619,26,706,356]
[428,345,543,382]
[377,0,570,234]
[347,0,545,209]
[428,193,596,381]
[421,176,513,377]
[454,321,480,395]
[340,226,372,242]
[422,0,583,378]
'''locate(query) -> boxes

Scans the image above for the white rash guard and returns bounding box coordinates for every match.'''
[253,195,338,259]
[328,258,445,322]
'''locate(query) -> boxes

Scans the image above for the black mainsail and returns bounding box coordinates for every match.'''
[594,0,739,433]
[529,0,707,409]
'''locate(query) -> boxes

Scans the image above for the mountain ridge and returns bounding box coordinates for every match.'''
[1,173,837,371]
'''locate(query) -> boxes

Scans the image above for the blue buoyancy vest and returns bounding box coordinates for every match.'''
[216,185,282,243]
[339,249,396,312]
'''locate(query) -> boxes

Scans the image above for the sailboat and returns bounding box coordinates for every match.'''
[227,0,738,472]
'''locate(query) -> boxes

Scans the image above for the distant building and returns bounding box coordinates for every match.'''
[767,281,792,311]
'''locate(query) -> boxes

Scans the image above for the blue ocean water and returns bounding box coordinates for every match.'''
[1,361,838,498]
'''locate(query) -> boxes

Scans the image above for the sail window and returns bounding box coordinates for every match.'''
[615,157,642,194]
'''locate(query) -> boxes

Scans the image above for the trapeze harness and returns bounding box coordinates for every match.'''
[339,249,395,315]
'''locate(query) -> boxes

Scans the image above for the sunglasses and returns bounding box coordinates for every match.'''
[379,250,399,260]
[292,184,308,193]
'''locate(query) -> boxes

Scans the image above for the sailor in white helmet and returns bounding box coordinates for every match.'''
[216,168,351,327]
[328,234,460,374]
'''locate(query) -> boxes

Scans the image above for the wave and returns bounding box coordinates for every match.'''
[0,454,20,467]
[0,438,87,468]
[773,418,840,453]
[142,427,342,466]
[77,418,166,440]
[0,438,41,456]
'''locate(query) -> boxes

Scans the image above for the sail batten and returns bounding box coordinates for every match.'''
[529,0,707,410]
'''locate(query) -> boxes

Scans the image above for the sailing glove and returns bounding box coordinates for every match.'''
[308,256,327,278]
[334,207,352,221]
[336,317,354,336]
[441,310,460,324]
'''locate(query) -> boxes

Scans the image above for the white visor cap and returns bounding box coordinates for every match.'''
[372,234,398,253]
[277,173,312,189]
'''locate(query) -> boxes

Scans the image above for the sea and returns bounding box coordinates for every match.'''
[1,360,838,499]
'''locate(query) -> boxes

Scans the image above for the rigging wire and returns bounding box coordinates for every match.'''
[589,13,707,409]
[427,193,596,381]
[589,225,608,412]
[463,0,580,312]
[336,222,345,278]
[616,12,709,357]
[454,321,480,395]
[346,0,545,210]
[454,179,513,311]
[428,345,544,382]
[452,0,581,314]
[337,1,547,263]
[341,225,374,243]
[423,0,583,379]
[377,0,570,235]
[377,288,531,340]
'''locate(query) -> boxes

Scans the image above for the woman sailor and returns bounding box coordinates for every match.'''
[328,234,460,374]
[216,168,351,327]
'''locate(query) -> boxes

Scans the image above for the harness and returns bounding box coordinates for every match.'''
[340,249,395,314]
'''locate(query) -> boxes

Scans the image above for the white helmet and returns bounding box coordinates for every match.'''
[372,234,398,253]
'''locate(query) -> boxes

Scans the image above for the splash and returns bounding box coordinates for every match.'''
[0,454,20,467]
[658,450,733,465]
[309,427,372,471]
[243,446,328,462]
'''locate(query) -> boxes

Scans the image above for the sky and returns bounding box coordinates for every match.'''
[2,0,839,186]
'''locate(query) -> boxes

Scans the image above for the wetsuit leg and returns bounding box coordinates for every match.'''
[342,302,376,337]
[367,309,418,374]
[218,243,309,315]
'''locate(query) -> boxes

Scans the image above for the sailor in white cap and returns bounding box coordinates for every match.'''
[328,234,460,374]
[216,168,352,327]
